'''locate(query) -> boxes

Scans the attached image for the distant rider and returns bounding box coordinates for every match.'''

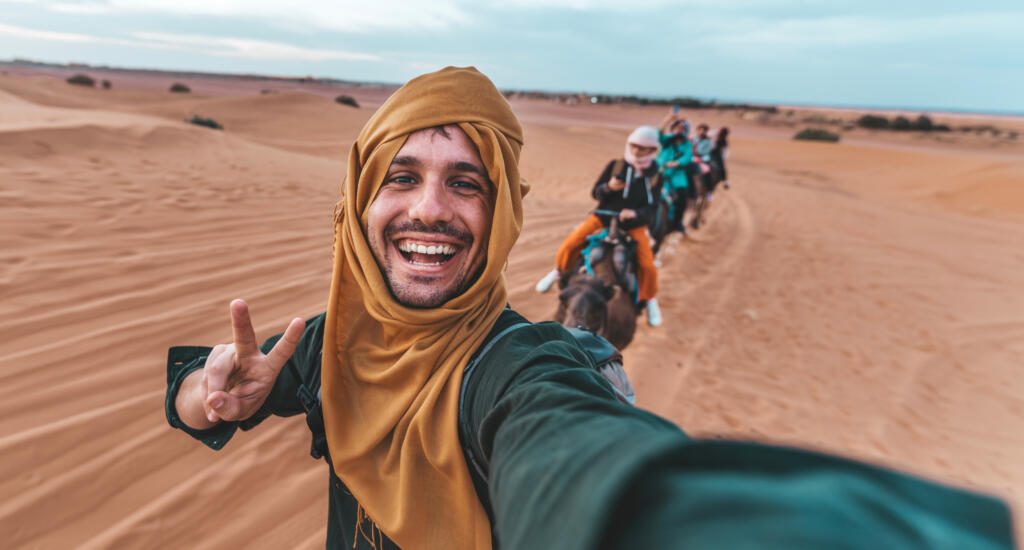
[711,126,730,190]
[693,123,718,202]
[657,110,695,234]
[536,126,663,327]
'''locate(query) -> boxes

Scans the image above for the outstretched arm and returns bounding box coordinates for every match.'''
[463,324,1016,550]
[659,109,678,134]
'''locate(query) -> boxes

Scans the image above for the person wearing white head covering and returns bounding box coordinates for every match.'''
[536,126,664,327]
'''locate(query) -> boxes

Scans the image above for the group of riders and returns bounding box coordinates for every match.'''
[535,108,731,329]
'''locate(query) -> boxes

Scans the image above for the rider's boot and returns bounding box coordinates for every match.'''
[646,298,663,327]
[535,269,560,293]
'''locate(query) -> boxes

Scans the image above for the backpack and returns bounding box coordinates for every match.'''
[456,321,634,489]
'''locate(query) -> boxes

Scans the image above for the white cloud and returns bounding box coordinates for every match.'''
[0,22,105,42]
[0,23,379,62]
[705,12,1024,51]
[132,31,380,61]
[22,0,471,32]
[46,2,112,14]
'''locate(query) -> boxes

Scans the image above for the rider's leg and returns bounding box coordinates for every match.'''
[627,225,662,327]
[556,214,604,273]
[672,188,688,233]
[538,214,604,292]
[626,226,658,302]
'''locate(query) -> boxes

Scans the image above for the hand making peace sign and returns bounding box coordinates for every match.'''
[199,299,306,423]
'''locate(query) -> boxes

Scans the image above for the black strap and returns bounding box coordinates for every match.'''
[458,321,532,483]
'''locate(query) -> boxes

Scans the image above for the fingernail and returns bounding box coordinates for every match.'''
[212,398,224,409]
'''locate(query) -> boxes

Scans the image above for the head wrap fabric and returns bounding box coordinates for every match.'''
[321,66,525,550]
[624,125,660,169]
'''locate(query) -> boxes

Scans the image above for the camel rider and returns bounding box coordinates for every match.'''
[536,126,663,327]
[693,123,719,201]
[657,112,695,234]
[694,123,712,162]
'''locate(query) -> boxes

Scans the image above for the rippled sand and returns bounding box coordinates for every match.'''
[1,68,1022,547]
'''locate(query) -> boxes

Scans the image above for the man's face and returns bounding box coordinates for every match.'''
[366,125,495,308]
[698,126,708,138]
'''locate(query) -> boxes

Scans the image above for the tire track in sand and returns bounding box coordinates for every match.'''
[626,188,757,416]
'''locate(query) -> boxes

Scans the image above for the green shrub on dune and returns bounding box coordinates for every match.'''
[170,82,191,93]
[66,74,96,87]
[857,114,890,129]
[335,94,360,108]
[188,115,223,130]
[794,128,841,143]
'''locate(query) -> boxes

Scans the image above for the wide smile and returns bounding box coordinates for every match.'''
[392,238,464,270]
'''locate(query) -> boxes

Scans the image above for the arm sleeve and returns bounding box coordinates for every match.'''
[463,323,687,549]
[679,141,693,165]
[464,323,1016,550]
[164,312,327,450]
[591,160,617,200]
[600,441,1016,550]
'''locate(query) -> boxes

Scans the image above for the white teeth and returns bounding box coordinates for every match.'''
[397,241,457,256]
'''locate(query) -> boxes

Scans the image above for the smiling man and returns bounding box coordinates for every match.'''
[368,125,493,308]
[165,67,1014,550]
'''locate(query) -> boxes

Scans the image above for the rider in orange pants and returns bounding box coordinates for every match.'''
[538,126,663,326]
[554,214,658,302]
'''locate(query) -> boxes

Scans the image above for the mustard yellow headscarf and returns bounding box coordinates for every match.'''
[321,66,527,549]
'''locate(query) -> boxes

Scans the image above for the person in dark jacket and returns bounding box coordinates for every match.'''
[165,67,1016,550]
[536,126,664,326]
[711,126,730,189]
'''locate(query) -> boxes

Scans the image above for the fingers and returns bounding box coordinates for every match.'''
[206,390,244,422]
[266,317,306,373]
[230,299,260,358]
[200,371,218,423]
[204,343,236,398]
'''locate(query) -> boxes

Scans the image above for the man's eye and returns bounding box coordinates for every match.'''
[451,180,483,191]
[387,175,416,185]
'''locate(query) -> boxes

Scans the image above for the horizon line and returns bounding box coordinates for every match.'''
[4,57,1022,120]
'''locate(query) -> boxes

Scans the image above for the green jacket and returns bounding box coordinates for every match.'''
[166,309,1015,549]
[657,131,693,191]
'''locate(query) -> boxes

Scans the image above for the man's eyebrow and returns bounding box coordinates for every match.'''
[389,155,421,168]
[448,160,487,178]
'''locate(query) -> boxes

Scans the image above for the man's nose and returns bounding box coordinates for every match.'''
[407,178,454,225]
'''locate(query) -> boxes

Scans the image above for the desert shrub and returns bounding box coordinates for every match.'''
[66,74,95,87]
[335,94,359,108]
[912,115,934,131]
[891,116,912,131]
[101,80,111,89]
[170,82,191,93]
[857,114,890,129]
[794,128,840,143]
[187,115,223,130]
[260,88,276,94]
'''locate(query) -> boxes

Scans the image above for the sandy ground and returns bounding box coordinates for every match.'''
[1,69,1023,548]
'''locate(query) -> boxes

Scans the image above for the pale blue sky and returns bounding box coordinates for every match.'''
[2,0,1022,113]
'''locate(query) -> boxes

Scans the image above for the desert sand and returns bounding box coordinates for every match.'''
[1,68,1023,548]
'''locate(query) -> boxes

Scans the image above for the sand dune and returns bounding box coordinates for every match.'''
[1,71,1022,547]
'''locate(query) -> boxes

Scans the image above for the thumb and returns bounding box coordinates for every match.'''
[265,317,306,373]
[207,390,244,422]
